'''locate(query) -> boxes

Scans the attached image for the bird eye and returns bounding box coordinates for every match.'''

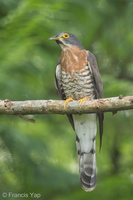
[62,33,70,39]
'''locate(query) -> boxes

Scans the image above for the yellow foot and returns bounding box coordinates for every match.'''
[64,97,74,108]
[78,97,88,105]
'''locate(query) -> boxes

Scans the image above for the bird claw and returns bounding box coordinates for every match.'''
[78,97,88,105]
[64,97,74,108]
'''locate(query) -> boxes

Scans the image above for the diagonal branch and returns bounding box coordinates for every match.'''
[0,96,133,115]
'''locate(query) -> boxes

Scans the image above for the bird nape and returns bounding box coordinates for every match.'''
[49,31,104,191]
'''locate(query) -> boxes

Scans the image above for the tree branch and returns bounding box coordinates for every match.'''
[0,96,133,115]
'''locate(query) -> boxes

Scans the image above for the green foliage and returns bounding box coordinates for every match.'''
[0,0,133,199]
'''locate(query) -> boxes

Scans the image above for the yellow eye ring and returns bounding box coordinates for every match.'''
[62,33,70,39]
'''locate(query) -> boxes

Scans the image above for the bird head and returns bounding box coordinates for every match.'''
[49,32,84,50]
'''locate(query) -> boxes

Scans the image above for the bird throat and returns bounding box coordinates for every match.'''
[60,46,88,75]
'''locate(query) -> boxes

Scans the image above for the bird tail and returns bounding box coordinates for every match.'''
[73,114,97,191]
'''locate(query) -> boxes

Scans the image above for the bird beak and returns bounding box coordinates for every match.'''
[49,35,62,40]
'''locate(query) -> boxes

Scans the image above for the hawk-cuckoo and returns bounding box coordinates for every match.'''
[49,32,104,191]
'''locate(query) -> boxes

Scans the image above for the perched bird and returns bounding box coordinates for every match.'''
[49,32,104,191]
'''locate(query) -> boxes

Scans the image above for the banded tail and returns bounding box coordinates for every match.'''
[73,114,97,191]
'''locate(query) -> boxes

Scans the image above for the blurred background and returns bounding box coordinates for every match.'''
[0,0,133,199]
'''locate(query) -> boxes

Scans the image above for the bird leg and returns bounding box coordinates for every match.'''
[64,97,74,108]
[78,97,88,105]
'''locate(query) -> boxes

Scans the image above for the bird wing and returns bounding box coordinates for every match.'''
[55,63,63,99]
[87,51,104,150]
[55,63,75,129]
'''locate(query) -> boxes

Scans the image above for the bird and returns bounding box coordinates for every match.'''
[49,32,104,191]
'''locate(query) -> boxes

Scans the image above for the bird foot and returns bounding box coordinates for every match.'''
[78,97,88,105]
[64,97,74,108]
